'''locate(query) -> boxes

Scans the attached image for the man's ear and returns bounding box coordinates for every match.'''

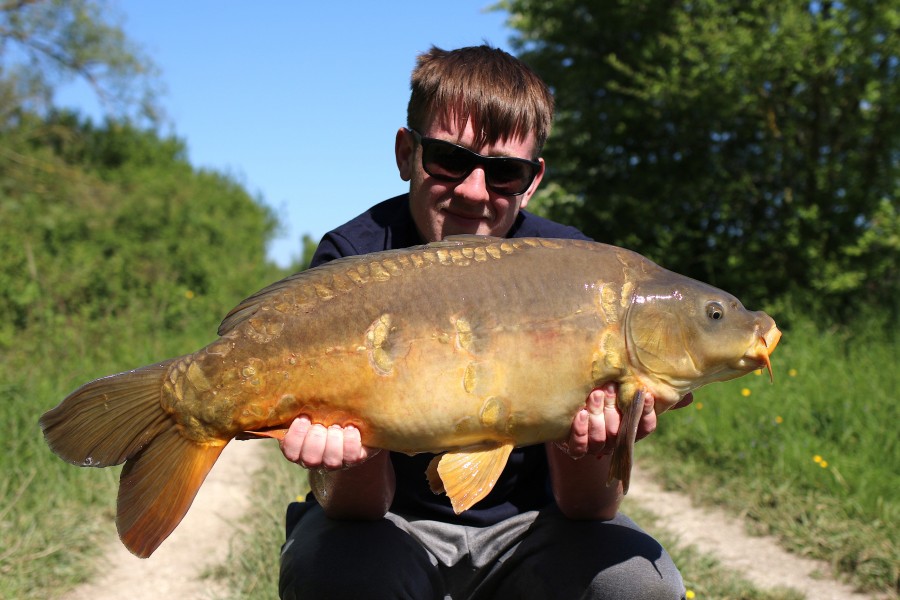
[518,157,546,209]
[395,128,414,181]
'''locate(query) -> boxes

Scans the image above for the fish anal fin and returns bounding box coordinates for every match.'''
[432,442,515,514]
[609,387,645,494]
[117,427,225,558]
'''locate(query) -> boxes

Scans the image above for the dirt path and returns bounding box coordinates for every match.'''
[61,441,265,600]
[625,464,875,599]
[61,448,876,600]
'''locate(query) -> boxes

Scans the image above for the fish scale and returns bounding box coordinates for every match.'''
[40,236,780,557]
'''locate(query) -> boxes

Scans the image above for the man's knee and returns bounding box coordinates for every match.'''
[279,506,442,600]
[585,554,685,600]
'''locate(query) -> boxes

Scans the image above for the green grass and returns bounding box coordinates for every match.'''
[638,311,899,595]
[0,307,220,599]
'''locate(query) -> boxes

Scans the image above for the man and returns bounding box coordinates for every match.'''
[278,45,687,600]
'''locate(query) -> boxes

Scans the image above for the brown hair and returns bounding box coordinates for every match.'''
[406,45,554,156]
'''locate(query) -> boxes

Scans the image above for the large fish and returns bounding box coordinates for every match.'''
[40,237,780,557]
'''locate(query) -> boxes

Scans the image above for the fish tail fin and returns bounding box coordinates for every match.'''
[40,359,178,468]
[117,427,225,557]
[608,387,645,494]
[39,357,226,557]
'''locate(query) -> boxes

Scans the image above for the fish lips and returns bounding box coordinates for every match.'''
[743,322,782,381]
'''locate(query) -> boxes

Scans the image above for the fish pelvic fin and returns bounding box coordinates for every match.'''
[117,428,225,558]
[609,386,645,494]
[427,442,515,514]
[39,359,178,467]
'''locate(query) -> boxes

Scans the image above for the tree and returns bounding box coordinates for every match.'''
[0,0,161,125]
[500,0,900,318]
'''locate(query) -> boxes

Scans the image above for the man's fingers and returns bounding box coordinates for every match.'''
[280,416,311,463]
[342,425,363,464]
[585,390,607,450]
[321,425,345,469]
[601,387,620,445]
[299,423,329,468]
[635,392,658,440]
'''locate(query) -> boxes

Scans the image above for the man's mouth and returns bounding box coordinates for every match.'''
[443,207,492,224]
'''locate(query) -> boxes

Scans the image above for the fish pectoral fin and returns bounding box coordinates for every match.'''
[609,386,646,494]
[428,442,515,514]
[237,428,290,441]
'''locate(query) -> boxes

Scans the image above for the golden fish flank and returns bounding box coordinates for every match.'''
[39,236,780,558]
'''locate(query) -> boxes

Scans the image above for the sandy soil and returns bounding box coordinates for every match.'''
[60,441,265,600]
[61,447,878,600]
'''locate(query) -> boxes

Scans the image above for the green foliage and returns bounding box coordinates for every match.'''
[0,110,283,347]
[639,307,899,594]
[0,108,287,597]
[502,0,900,319]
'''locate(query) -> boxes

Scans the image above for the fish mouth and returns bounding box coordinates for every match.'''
[749,325,782,382]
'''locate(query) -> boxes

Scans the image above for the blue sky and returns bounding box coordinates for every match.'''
[56,1,517,267]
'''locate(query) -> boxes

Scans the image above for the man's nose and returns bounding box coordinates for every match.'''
[454,166,491,202]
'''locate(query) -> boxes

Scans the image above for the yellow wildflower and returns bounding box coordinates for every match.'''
[686,591,696,599]
[741,388,751,397]
[820,460,829,468]
[775,415,783,424]
[695,402,704,410]
[788,368,798,377]
[813,455,823,464]
[185,290,195,299]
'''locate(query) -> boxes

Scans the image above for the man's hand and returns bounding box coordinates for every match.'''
[557,384,694,459]
[279,416,380,470]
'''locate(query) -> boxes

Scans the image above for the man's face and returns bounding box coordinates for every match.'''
[395,118,545,243]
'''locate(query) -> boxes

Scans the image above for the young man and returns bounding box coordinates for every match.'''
[278,45,687,600]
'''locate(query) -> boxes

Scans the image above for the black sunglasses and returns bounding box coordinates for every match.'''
[408,128,541,196]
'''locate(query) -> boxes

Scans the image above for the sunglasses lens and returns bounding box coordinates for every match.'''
[486,162,533,195]
[419,136,538,195]
[422,142,474,180]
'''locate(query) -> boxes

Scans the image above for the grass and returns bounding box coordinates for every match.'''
[0,306,220,599]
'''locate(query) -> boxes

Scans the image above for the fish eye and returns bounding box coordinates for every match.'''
[706,302,725,321]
